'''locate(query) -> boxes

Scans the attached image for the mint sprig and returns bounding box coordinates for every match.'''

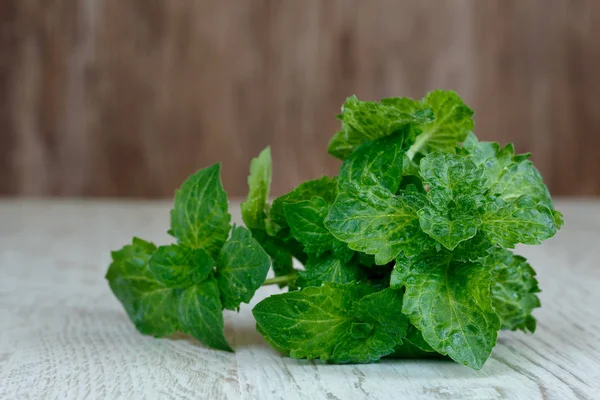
[106,89,561,370]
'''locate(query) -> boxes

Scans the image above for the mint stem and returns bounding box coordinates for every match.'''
[262,273,297,286]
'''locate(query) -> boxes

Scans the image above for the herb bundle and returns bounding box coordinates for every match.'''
[106,90,562,369]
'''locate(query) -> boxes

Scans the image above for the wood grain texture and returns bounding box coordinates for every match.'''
[1,200,599,399]
[1,0,599,197]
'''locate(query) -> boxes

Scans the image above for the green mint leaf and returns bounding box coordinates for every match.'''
[463,133,554,209]
[488,249,541,332]
[283,197,341,257]
[253,283,408,363]
[391,252,501,369]
[216,226,271,310]
[389,325,439,358]
[338,129,413,193]
[148,244,214,287]
[241,147,271,230]
[170,163,231,258]
[418,152,559,250]
[249,229,294,278]
[481,196,558,248]
[325,182,431,265]
[418,152,486,249]
[270,176,338,232]
[297,253,364,288]
[328,95,430,160]
[406,90,474,159]
[178,277,232,351]
[106,238,231,351]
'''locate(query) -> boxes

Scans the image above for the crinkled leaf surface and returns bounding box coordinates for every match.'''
[325,182,431,265]
[391,252,501,369]
[328,95,432,159]
[216,226,271,310]
[405,90,474,159]
[418,152,559,250]
[170,163,231,258]
[106,238,231,351]
[253,283,408,363]
[418,153,486,249]
[488,249,541,332]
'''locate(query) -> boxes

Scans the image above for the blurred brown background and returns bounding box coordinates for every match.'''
[1,0,599,198]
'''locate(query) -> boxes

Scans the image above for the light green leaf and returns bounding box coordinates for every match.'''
[406,90,474,159]
[391,252,501,369]
[488,249,541,332]
[482,196,557,248]
[170,163,231,258]
[253,283,408,363]
[338,129,413,193]
[241,147,272,230]
[328,95,431,160]
[325,182,431,265]
[106,238,231,351]
[216,226,271,310]
[297,253,364,288]
[463,133,554,209]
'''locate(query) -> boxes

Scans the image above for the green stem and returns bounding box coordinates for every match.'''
[262,273,297,286]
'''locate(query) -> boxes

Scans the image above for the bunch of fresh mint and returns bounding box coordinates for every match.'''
[106,90,562,369]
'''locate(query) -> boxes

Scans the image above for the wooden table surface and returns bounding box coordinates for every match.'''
[1,200,599,400]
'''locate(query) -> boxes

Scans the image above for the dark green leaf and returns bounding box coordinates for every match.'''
[338,129,413,193]
[170,163,231,258]
[284,197,339,256]
[149,244,214,287]
[297,253,364,288]
[216,226,271,310]
[106,238,231,351]
[270,176,338,232]
[488,249,541,332]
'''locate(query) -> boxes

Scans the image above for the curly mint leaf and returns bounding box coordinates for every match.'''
[463,133,554,209]
[488,250,541,332]
[418,152,486,249]
[328,95,431,160]
[481,196,558,248]
[405,90,474,159]
[253,283,408,363]
[297,253,364,288]
[418,152,559,250]
[216,226,271,310]
[391,252,500,369]
[325,182,431,265]
[241,147,271,230]
[170,163,231,258]
[106,238,231,351]
[338,129,414,193]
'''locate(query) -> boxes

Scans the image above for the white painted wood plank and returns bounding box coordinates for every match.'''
[1,200,599,399]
